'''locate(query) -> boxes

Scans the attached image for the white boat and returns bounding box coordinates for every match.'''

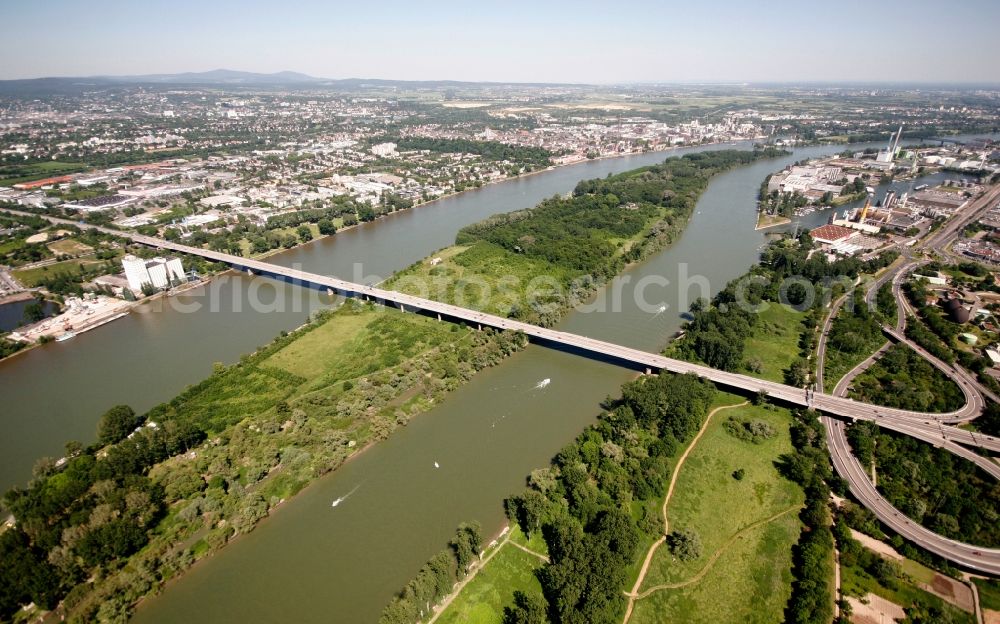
[55,332,75,342]
[536,378,551,389]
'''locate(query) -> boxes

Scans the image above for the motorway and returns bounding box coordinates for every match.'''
[816,184,1000,574]
[7,194,1000,573]
[825,417,1000,574]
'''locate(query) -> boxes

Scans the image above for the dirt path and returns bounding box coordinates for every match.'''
[621,400,748,624]
[508,539,549,563]
[630,505,799,599]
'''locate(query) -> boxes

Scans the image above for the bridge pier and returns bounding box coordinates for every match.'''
[246,268,253,276]
[477,323,482,331]
[645,367,652,375]
[437,313,441,322]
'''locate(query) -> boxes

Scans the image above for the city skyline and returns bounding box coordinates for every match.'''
[3,0,1000,84]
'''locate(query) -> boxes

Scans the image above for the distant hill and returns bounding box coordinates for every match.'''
[0,70,586,95]
[0,69,326,95]
[111,69,324,85]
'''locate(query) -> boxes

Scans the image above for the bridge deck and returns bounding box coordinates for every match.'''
[128,234,1000,456]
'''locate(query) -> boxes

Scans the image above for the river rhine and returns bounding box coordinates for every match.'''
[1,137,992,622]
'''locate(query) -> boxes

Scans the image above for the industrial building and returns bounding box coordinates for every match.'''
[121,255,185,292]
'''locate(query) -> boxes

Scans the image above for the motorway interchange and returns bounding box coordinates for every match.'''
[817,183,1000,575]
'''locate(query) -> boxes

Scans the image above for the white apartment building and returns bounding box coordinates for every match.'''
[370,142,398,158]
[121,255,185,292]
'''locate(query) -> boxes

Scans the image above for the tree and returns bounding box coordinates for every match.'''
[296,225,313,243]
[503,590,547,624]
[23,301,46,324]
[449,522,482,573]
[317,218,336,235]
[733,468,746,481]
[97,405,143,446]
[666,528,702,561]
[505,490,547,538]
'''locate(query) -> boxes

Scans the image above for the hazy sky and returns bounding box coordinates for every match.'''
[2,0,999,83]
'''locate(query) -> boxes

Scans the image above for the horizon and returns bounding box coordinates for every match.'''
[2,0,999,84]
[4,68,1000,88]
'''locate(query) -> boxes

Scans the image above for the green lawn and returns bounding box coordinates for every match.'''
[265,311,383,380]
[636,400,804,621]
[742,303,806,383]
[974,577,1000,611]
[385,241,578,319]
[435,538,546,624]
[630,512,801,624]
[12,258,110,286]
[0,160,87,186]
[508,524,548,558]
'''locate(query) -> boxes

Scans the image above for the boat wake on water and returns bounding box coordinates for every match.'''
[330,484,361,508]
[490,378,552,428]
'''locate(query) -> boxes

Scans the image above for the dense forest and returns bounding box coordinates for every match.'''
[457,149,786,281]
[392,137,553,169]
[823,288,886,389]
[847,422,1000,547]
[782,410,837,624]
[848,344,965,413]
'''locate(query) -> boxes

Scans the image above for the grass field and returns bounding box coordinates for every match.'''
[0,160,87,186]
[435,529,546,624]
[631,513,801,624]
[755,212,791,230]
[974,577,1000,611]
[266,310,391,380]
[385,241,578,318]
[841,561,974,623]
[742,304,806,383]
[12,257,110,286]
[633,399,804,622]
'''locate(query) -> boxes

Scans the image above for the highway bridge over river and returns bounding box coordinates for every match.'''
[126,234,999,447]
[133,233,1000,575]
[7,210,1000,574]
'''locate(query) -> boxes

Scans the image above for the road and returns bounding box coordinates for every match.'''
[826,417,1000,574]
[815,184,1000,574]
[7,197,1000,573]
[2,208,992,432]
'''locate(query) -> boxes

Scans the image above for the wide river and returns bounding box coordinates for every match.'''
[1,136,992,622]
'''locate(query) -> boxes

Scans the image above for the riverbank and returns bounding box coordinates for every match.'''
[2,303,529,622]
[9,149,780,623]
[9,137,974,623]
[755,211,791,230]
[0,278,210,364]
